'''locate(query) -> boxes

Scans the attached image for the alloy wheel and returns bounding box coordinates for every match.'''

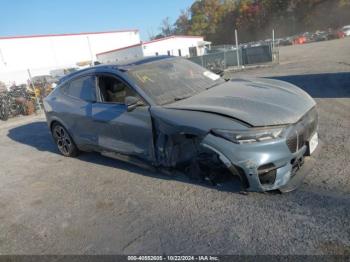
[53,125,73,155]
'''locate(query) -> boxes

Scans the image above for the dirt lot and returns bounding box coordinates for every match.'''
[0,38,349,255]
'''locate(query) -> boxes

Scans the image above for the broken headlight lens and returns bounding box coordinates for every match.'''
[211,127,285,144]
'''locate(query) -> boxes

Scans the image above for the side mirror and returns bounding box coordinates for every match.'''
[125,96,142,111]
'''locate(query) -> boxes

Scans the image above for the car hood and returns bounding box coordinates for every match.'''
[165,77,316,126]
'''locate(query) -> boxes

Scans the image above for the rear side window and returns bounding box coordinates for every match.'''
[68,76,96,102]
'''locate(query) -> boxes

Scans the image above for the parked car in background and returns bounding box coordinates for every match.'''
[336,30,346,38]
[293,35,307,45]
[324,29,346,40]
[341,25,350,36]
[44,56,320,193]
[284,29,345,45]
[278,37,294,46]
[312,31,329,42]
[301,32,315,43]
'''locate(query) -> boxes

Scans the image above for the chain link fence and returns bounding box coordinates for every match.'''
[188,42,278,72]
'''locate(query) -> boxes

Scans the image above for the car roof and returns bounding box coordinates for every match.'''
[117,55,173,67]
[58,55,175,84]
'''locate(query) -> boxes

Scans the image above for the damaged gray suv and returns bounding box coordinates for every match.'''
[44,56,320,192]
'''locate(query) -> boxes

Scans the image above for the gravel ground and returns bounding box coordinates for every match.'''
[0,38,349,255]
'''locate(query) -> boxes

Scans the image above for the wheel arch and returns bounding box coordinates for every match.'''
[200,142,250,189]
[48,117,70,133]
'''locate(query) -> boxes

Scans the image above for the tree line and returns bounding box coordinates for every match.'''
[153,0,350,44]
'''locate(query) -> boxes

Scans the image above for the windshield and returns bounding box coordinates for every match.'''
[126,58,225,105]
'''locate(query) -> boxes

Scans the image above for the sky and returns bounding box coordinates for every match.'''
[0,0,194,40]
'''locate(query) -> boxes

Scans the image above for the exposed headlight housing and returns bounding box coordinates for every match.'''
[211,127,285,144]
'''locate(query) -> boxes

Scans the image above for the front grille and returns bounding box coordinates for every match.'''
[286,108,318,153]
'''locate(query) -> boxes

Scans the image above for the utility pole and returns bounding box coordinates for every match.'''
[87,36,94,66]
[235,29,240,68]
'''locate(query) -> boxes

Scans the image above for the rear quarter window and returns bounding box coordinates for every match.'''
[66,75,96,102]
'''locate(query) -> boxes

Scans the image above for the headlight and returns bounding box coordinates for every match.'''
[211,127,285,144]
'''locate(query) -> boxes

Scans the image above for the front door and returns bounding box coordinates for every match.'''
[91,73,154,162]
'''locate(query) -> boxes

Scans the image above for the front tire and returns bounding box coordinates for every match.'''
[52,123,79,157]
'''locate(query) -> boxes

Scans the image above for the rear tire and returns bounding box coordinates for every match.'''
[52,123,79,157]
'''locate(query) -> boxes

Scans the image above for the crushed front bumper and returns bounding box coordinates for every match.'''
[201,133,321,192]
[278,140,321,193]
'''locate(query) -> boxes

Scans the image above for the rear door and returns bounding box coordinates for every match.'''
[91,73,154,162]
[60,75,97,147]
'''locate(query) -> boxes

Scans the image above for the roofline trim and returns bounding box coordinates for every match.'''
[96,35,204,55]
[0,29,139,40]
[143,35,203,45]
[96,42,143,56]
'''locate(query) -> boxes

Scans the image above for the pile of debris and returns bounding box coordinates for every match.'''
[0,85,37,121]
[0,74,57,121]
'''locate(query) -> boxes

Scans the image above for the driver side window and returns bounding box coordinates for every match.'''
[97,75,136,104]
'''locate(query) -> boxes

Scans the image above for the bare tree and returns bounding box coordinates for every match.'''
[147,28,156,41]
[175,9,191,35]
[160,17,174,37]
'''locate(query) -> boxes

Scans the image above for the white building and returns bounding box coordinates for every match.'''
[97,35,210,64]
[0,29,140,85]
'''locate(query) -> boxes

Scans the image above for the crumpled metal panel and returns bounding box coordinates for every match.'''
[166,77,316,126]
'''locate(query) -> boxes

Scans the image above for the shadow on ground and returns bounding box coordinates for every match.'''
[6,121,57,152]
[272,72,350,98]
[7,121,242,193]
